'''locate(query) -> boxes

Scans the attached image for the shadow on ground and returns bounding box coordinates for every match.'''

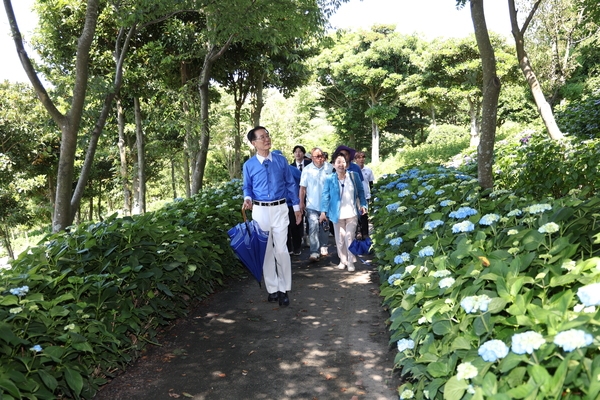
[94,238,402,400]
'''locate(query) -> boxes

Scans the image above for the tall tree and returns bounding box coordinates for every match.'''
[508,0,564,139]
[455,0,502,190]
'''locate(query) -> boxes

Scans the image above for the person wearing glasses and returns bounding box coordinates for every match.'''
[242,127,302,307]
[299,147,332,262]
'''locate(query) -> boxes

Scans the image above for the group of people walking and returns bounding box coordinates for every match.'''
[241,126,373,307]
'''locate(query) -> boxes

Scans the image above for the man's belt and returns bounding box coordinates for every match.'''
[252,199,286,207]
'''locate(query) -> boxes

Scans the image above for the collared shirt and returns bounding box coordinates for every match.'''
[299,161,332,212]
[360,165,375,199]
[243,152,300,209]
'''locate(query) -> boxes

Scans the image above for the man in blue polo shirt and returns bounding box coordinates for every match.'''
[242,127,302,307]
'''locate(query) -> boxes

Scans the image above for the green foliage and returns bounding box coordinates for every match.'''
[372,163,600,400]
[492,133,600,199]
[0,180,246,398]
[555,93,600,139]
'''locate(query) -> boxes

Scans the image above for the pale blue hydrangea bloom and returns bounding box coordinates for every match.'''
[398,190,411,198]
[433,270,451,278]
[449,207,478,219]
[406,285,416,295]
[386,203,400,212]
[417,190,424,196]
[478,339,509,362]
[389,237,403,247]
[440,200,456,207]
[396,182,409,190]
[418,246,434,257]
[507,209,522,217]
[576,283,600,307]
[460,294,492,313]
[424,207,435,214]
[404,265,417,275]
[397,338,415,352]
[456,362,478,380]
[452,221,475,233]
[30,345,43,353]
[553,329,593,352]
[538,222,559,234]
[467,385,476,394]
[400,389,415,399]
[424,220,444,231]
[479,214,500,226]
[435,190,445,195]
[574,304,596,313]
[9,286,29,297]
[511,331,545,355]
[388,273,403,286]
[425,185,434,190]
[439,277,455,289]
[525,204,552,214]
[394,253,411,264]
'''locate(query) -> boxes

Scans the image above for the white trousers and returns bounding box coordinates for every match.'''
[253,203,292,294]
[334,217,358,266]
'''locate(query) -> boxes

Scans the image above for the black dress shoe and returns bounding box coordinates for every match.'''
[278,291,290,307]
[268,293,279,303]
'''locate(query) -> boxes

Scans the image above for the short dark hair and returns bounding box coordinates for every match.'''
[247,126,268,142]
[292,145,306,155]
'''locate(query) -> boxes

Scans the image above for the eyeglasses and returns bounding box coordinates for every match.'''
[313,154,324,159]
[253,133,270,141]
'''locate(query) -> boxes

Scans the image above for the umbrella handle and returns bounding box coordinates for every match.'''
[241,207,251,232]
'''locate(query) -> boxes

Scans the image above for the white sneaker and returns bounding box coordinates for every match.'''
[309,253,319,262]
[347,263,355,272]
[320,247,328,256]
[337,263,346,270]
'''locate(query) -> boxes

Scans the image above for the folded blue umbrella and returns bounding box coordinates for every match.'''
[349,236,372,256]
[228,208,269,286]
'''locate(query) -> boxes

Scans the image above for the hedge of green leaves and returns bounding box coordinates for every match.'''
[372,164,600,400]
[0,180,246,399]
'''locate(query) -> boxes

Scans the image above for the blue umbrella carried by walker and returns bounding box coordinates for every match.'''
[228,208,269,286]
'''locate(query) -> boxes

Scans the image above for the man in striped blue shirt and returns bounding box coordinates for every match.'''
[242,127,302,307]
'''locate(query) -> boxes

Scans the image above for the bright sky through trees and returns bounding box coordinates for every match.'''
[1,0,512,83]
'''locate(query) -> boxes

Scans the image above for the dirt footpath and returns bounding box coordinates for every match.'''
[94,241,402,400]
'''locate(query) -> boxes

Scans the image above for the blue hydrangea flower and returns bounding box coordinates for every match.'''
[576,283,600,306]
[406,285,416,295]
[389,237,403,247]
[396,182,409,190]
[452,221,475,233]
[449,207,478,219]
[553,329,593,352]
[394,253,411,264]
[478,339,509,362]
[9,286,29,297]
[440,200,456,207]
[387,273,403,286]
[386,203,400,212]
[460,294,492,313]
[435,190,445,195]
[511,331,545,355]
[418,246,434,257]
[397,338,415,352]
[479,214,500,225]
[424,220,444,231]
[30,344,43,353]
[398,190,411,198]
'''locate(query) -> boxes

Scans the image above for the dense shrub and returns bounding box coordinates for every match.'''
[556,93,600,139]
[372,164,600,399]
[0,180,246,399]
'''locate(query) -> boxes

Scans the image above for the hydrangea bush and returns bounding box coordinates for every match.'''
[371,164,600,399]
[0,180,246,398]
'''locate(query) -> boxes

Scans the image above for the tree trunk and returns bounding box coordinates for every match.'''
[251,72,266,127]
[134,97,146,214]
[370,118,380,164]
[171,158,177,199]
[191,36,235,195]
[508,0,564,140]
[470,0,501,190]
[1,226,14,260]
[117,97,131,216]
[181,61,192,198]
